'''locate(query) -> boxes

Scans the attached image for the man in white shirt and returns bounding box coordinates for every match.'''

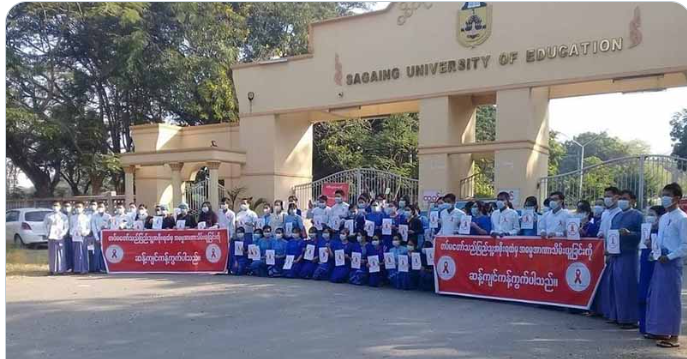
[70,202,92,274]
[90,202,111,273]
[236,198,259,237]
[307,195,331,232]
[218,197,236,237]
[645,183,687,347]
[539,191,570,238]
[490,191,520,237]
[329,190,350,222]
[44,201,69,275]
[438,193,464,236]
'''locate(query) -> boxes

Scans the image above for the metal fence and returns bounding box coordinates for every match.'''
[538,155,687,209]
[459,170,495,199]
[6,193,129,212]
[292,168,419,206]
[184,179,225,214]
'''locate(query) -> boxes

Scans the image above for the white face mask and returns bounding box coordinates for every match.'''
[645,215,657,224]
[76,207,84,214]
[661,196,674,208]
[604,197,615,208]
[340,234,347,241]
[237,233,245,239]
[372,240,380,246]
[309,233,317,239]
[335,197,342,204]
[275,205,282,212]
[549,200,560,210]
[240,204,249,211]
[53,206,61,213]
[139,209,146,215]
[592,206,604,216]
[117,208,125,215]
[129,207,136,212]
[318,202,326,209]
[322,233,330,239]
[407,245,415,251]
[202,207,209,213]
[97,208,105,214]
[275,234,283,239]
[618,199,630,211]
[392,240,400,247]
[357,236,363,242]
[264,208,271,214]
[496,200,506,210]
[220,204,228,210]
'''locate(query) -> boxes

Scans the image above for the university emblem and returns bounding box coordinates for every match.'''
[457,2,492,48]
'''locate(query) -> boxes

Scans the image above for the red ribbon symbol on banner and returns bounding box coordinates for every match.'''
[111,249,118,259]
[443,261,450,274]
[574,269,582,284]
[211,248,217,259]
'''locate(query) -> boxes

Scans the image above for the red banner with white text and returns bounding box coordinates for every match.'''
[433,236,605,309]
[101,229,229,273]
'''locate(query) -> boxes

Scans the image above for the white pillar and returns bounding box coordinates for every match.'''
[169,162,184,207]
[207,161,221,208]
[124,166,135,205]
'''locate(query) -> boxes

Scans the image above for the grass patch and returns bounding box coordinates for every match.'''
[6,243,49,277]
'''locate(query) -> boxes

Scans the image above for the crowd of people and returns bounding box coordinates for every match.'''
[42,183,686,348]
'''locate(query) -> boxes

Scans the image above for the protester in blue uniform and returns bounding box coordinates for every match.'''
[230,227,251,275]
[577,200,599,238]
[348,232,367,285]
[406,238,420,290]
[284,203,304,237]
[519,196,539,236]
[347,204,366,234]
[312,228,334,280]
[287,195,302,217]
[330,228,352,283]
[465,201,491,235]
[419,238,435,291]
[268,227,288,277]
[591,186,622,318]
[607,190,643,329]
[367,233,384,287]
[298,227,319,279]
[284,226,305,278]
[384,201,407,246]
[387,234,408,289]
[645,183,687,348]
[249,228,270,277]
[365,199,387,240]
[638,205,665,335]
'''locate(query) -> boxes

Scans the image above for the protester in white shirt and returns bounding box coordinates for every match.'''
[44,201,69,275]
[89,202,111,273]
[329,190,350,221]
[539,191,570,238]
[236,198,259,235]
[110,204,130,230]
[306,195,331,232]
[70,202,91,274]
[645,183,687,347]
[438,193,464,236]
[598,187,622,239]
[218,197,237,237]
[490,191,520,237]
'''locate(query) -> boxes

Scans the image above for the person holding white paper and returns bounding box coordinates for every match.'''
[465,201,492,236]
[538,192,570,239]
[387,234,408,289]
[348,232,368,285]
[329,228,352,283]
[419,238,435,292]
[490,192,520,237]
[218,198,236,236]
[298,227,320,279]
[605,189,643,329]
[268,228,288,277]
[577,200,599,238]
[366,234,384,287]
[347,204,366,234]
[284,226,305,278]
[405,238,421,290]
[110,204,130,230]
[306,195,331,234]
[249,228,271,277]
[44,201,69,275]
[312,228,333,280]
[70,202,91,274]
[638,205,665,335]
[89,202,111,273]
[229,227,252,275]
[284,203,305,239]
[236,198,259,238]
[364,199,388,238]
[645,183,687,348]
[384,202,407,244]
[175,203,197,229]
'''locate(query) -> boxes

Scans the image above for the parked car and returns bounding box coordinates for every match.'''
[6,208,52,248]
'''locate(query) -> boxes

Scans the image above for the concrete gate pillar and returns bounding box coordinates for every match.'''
[494,87,550,207]
[168,162,184,207]
[124,165,136,206]
[418,95,476,206]
[239,114,313,203]
[207,161,221,208]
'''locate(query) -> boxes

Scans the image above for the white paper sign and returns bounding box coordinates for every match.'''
[197,221,207,230]
[368,256,380,273]
[351,252,362,269]
[334,249,345,266]
[319,247,329,263]
[345,219,355,235]
[640,223,652,250]
[87,244,95,251]
[134,220,144,230]
[234,241,244,256]
[429,211,439,229]
[382,218,393,235]
[329,217,341,231]
[304,244,315,260]
[313,215,325,231]
[285,222,293,237]
[49,224,62,239]
[607,229,621,254]
[256,218,265,230]
[458,215,472,235]
[383,252,395,269]
[521,209,535,230]
[411,252,422,270]
[651,233,660,260]
[364,220,375,237]
[283,255,295,270]
[566,218,581,240]
[424,247,434,266]
[248,244,260,260]
[265,250,276,265]
[398,255,409,272]
[399,224,409,241]
[176,220,186,229]
[152,216,164,230]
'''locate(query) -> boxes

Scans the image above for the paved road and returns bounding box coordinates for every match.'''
[6,274,686,359]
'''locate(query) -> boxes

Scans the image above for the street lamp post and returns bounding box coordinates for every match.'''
[560,133,605,201]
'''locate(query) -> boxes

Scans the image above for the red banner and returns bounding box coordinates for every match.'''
[101,229,229,273]
[433,236,606,309]
[322,183,350,207]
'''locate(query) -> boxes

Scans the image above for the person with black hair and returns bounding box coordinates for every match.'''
[645,183,687,348]
[638,205,665,335]
[539,191,570,238]
[577,200,598,238]
[490,191,520,237]
[438,193,465,236]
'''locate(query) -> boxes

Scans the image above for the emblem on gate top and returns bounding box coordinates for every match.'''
[457,2,492,48]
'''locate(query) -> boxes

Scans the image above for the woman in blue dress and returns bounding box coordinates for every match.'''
[579,199,601,238]
[638,205,665,334]
[249,228,270,277]
[229,227,252,275]
[388,234,408,289]
[284,203,305,237]
[407,238,420,290]
[330,228,352,283]
[312,228,334,280]
[284,227,305,278]
[365,201,388,243]
[268,227,288,277]
[348,231,367,285]
[465,201,492,236]
[298,227,319,279]
[367,233,384,287]
[384,202,407,247]
[419,237,435,291]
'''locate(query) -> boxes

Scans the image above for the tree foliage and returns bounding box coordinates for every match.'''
[669,108,687,158]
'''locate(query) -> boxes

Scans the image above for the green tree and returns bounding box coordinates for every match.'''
[669,108,687,158]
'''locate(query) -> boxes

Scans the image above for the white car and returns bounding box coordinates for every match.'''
[6,208,52,247]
